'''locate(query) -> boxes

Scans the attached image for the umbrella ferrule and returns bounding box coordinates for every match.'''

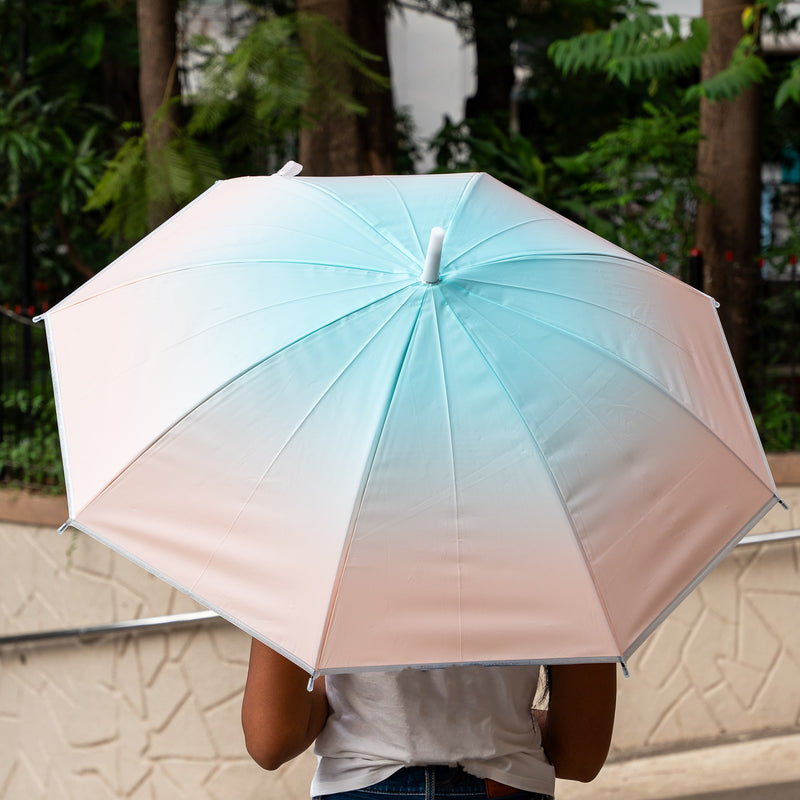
[421,227,445,284]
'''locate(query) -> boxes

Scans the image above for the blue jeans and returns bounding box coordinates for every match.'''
[315,765,553,800]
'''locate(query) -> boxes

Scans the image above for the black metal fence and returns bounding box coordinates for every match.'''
[751,257,800,452]
[0,307,63,489]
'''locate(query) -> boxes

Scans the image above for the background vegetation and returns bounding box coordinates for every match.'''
[3,0,800,491]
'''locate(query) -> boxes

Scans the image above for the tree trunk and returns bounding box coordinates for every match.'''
[695,0,761,380]
[297,0,394,176]
[137,0,179,229]
[464,0,515,123]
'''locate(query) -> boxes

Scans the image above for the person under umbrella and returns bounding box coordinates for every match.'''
[242,642,616,799]
[35,166,776,797]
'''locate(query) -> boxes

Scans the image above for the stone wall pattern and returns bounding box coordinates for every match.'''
[1,486,799,799]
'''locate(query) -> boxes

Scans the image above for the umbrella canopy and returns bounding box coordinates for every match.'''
[38,166,780,677]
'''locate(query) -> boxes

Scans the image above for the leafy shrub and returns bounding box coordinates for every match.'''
[0,387,64,491]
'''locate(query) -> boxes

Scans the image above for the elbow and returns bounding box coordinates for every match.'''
[243,734,298,772]
[247,749,288,772]
[554,759,606,783]
[549,747,609,783]
[242,715,305,771]
[545,734,611,783]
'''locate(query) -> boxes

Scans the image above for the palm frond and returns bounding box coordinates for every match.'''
[549,10,708,86]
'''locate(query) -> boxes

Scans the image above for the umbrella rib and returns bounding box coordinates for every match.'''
[456,269,690,354]
[72,285,415,519]
[379,176,426,260]
[51,259,406,312]
[115,278,416,375]
[43,180,227,317]
[442,173,482,249]
[449,289,644,450]
[255,221,422,266]
[297,179,422,268]
[446,216,575,267]
[450,250,650,277]
[430,294,463,662]
[446,288,669,500]
[449,282,778,499]
[439,293,626,659]
[188,290,426,599]
[313,292,429,673]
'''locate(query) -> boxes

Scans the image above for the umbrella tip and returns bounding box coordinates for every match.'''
[421,227,445,284]
[275,161,303,177]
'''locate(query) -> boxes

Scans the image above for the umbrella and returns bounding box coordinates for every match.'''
[37,164,780,678]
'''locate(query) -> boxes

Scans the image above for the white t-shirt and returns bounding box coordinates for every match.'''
[311,665,556,797]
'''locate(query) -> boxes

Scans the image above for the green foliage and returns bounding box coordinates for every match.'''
[0,0,136,305]
[188,10,388,141]
[0,85,108,210]
[85,123,222,241]
[431,3,710,268]
[549,10,709,88]
[0,79,114,301]
[748,237,800,451]
[394,106,424,174]
[187,14,310,151]
[554,103,702,268]
[548,3,777,106]
[88,11,390,243]
[686,34,769,102]
[298,11,391,113]
[0,387,64,490]
[510,1,653,160]
[430,117,553,203]
[775,57,800,108]
[753,389,800,452]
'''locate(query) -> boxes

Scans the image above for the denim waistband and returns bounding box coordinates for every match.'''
[318,765,553,800]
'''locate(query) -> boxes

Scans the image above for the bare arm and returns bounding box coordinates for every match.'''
[241,639,329,770]
[536,663,617,782]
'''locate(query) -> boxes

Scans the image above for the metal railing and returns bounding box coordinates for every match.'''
[0,610,222,648]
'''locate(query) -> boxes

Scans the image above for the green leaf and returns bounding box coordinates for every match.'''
[549,9,708,86]
[79,22,105,69]
[775,57,800,108]
[686,39,769,102]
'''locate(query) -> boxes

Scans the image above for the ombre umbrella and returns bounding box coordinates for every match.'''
[37,163,780,679]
